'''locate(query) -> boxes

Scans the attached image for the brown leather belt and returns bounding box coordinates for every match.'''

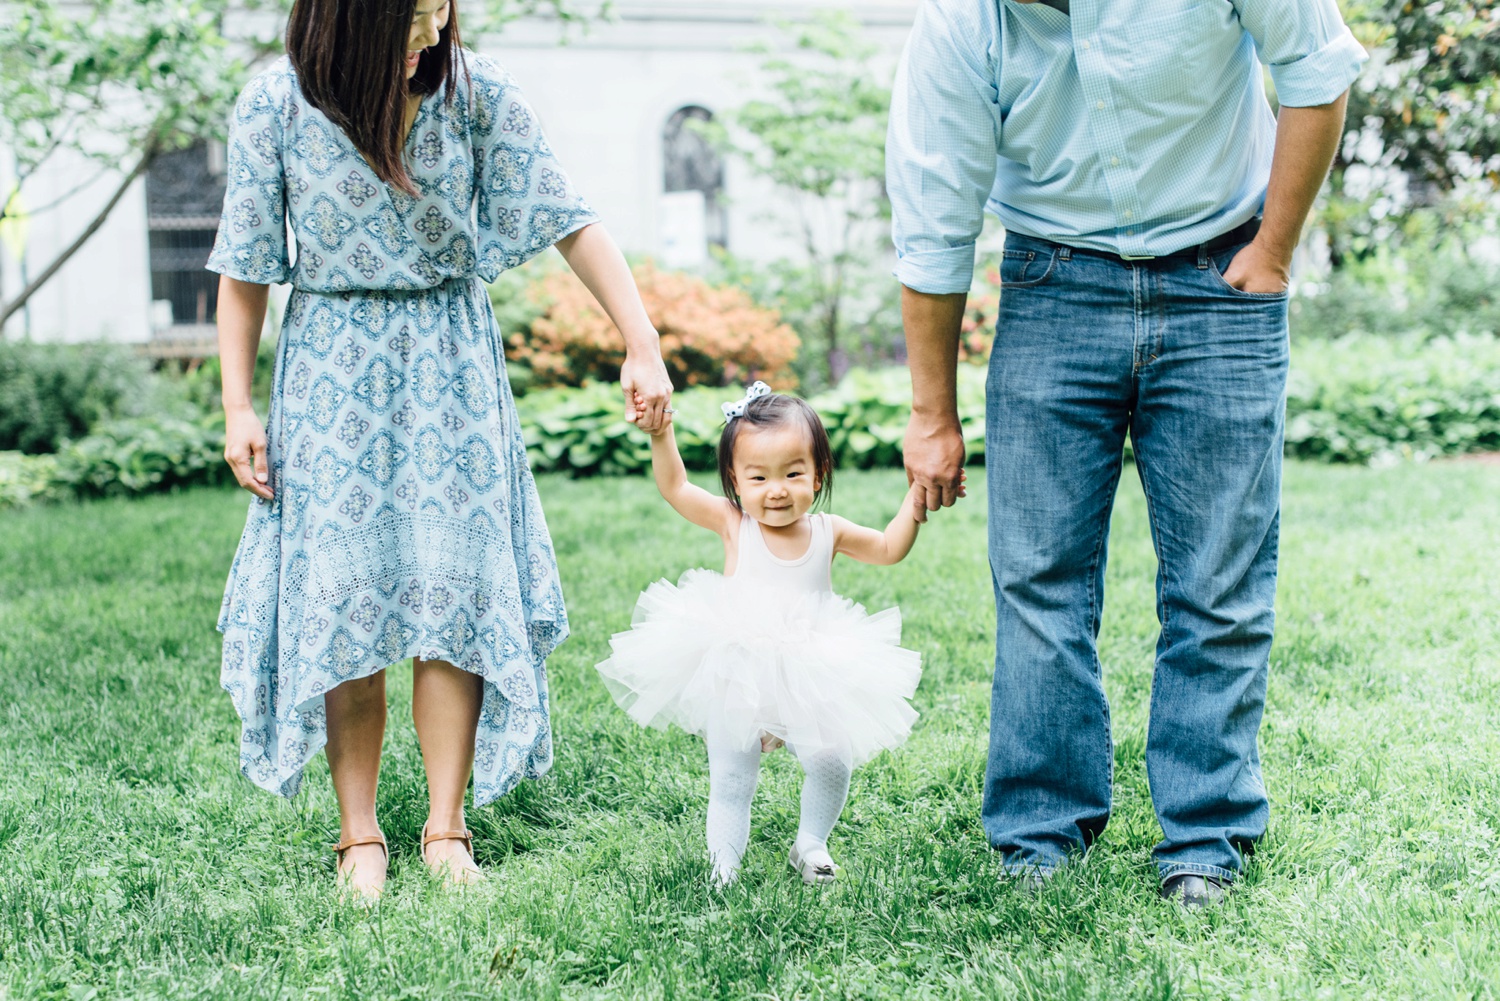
[1028,217,1263,265]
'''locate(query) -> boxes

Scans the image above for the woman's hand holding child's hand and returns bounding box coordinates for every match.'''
[621,352,673,433]
[632,390,676,436]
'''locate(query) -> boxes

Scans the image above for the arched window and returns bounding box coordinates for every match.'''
[661,106,726,265]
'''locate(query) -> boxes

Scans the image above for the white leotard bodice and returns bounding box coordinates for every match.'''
[731,513,834,594]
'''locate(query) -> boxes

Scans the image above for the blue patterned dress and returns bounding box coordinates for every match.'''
[206,52,596,805]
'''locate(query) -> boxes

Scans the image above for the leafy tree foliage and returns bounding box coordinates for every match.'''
[0,0,242,325]
[1330,1,1500,259]
[701,11,891,386]
[1344,0,1500,191]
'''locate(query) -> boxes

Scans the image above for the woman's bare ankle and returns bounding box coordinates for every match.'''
[424,808,467,833]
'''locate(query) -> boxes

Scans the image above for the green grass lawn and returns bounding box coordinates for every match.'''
[1,461,1498,1000]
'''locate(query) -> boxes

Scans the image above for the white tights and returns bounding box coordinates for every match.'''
[704,726,852,885]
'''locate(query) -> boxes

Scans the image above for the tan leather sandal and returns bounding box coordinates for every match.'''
[421,824,484,885]
[333,832,388,899]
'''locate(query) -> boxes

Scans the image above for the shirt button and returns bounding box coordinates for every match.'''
[1123,210,1133,220]
[1081,40,1091,50]
[1095,100,1105,110]
[1126,229,1135,236]
[1111,156,1120,166]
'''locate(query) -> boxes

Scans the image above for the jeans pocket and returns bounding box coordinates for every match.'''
[1206,247,1289,300]
[1000,247,1058,288]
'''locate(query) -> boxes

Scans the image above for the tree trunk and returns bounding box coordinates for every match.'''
[0,144,157,330]
[823,295,840,382]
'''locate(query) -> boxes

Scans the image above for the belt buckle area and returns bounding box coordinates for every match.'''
[1119,253,1155,261]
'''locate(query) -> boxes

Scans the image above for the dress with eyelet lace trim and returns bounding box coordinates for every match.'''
[210,52,595,805]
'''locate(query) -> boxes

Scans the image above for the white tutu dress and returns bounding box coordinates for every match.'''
[596,513,920,766]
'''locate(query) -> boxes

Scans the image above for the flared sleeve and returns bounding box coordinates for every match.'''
[467,54,599,282]
[206,65,294,285]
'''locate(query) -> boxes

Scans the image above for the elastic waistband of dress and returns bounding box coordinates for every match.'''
[289,275,483,299]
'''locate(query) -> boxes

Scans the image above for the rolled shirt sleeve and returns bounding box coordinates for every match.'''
[1232,0,1368,107]
[886,0,1003,295]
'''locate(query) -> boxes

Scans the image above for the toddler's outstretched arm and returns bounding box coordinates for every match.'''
[648,424,737,536]
[832,485,926,566]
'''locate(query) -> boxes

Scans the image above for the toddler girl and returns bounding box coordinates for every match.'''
[596,382,926,887]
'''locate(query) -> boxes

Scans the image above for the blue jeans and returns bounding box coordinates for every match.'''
[982,231,1287,885]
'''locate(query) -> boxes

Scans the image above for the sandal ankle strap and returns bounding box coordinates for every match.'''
[421,824,475,867]
[333,833,388,861]
[421,827,474,850]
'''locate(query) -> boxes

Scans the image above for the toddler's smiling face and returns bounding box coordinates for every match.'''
[730,424,821,529]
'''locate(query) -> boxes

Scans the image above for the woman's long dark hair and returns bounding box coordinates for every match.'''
[286,0,466,194]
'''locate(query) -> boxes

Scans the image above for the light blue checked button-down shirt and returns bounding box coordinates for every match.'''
[887,0,1368,294]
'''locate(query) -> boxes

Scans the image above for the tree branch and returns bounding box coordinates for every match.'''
[0,180,18,227]
[0,138,160,330]
[12,166,113,218]
[0,108,91,226]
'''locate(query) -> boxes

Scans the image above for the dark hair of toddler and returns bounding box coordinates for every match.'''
[716,393,835,512]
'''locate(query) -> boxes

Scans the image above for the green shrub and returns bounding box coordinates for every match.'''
[165,335,278,418]
[0,341,154,454]
[517,382,720,477]
[1289,249,1500,342]
[50,415,230,497]
[3,332,1495,505]
[811,367,987,469]
[516,368,988,477]
[1287,332,1500,463]
[0,451,62,509]
[518,334,1500,477]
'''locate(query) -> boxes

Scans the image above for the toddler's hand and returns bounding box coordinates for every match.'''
[760,732,785,753]
[636,391,673,436]
[908,473,962,518]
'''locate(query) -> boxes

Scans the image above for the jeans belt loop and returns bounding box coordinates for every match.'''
[1058,245,1072,262]
[1197,243,1210,270]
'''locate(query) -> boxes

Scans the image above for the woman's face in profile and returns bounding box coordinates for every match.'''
[407,0,451,79]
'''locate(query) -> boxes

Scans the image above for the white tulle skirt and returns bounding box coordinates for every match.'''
[595,570,921,766]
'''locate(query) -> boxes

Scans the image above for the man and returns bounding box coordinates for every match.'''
[887,0,1365,907]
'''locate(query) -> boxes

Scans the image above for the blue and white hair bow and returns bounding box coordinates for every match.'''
[721,381,773,420]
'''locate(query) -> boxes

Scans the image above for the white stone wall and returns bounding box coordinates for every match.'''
[487,1,915,265]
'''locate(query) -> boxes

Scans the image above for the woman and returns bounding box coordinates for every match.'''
[209,0,672,898]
